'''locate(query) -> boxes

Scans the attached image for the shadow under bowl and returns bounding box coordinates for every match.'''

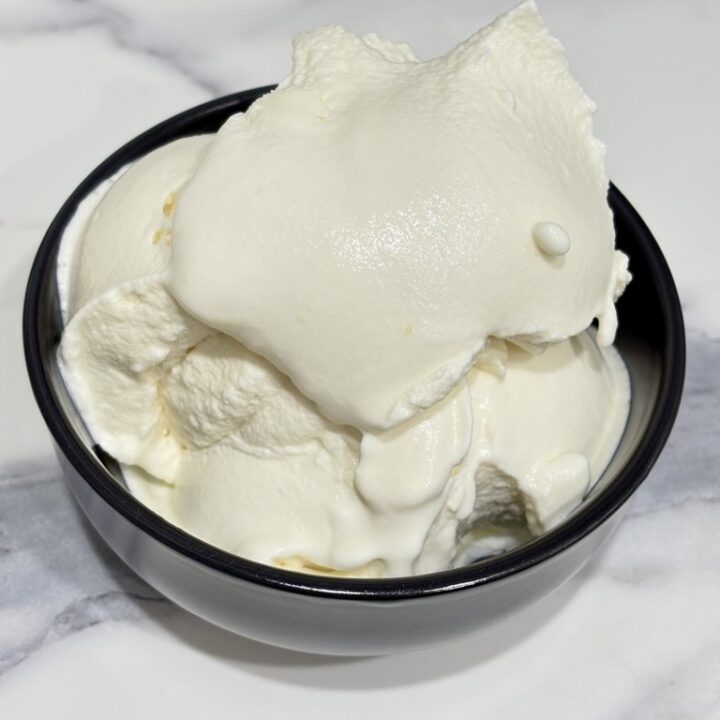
[23,86,685,655]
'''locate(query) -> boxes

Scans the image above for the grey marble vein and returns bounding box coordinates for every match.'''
[76,0,224,96]
[0,0,221,97]
[626,334,720,516]
[0,465,166,676]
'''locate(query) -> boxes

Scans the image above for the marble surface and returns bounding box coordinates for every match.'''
[1,0,719,717]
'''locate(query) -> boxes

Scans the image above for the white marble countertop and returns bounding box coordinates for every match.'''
[2,1,719,717]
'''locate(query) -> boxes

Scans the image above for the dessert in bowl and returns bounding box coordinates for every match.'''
[23,2,684,654]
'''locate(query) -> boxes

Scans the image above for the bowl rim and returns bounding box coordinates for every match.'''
[23,86,686,601]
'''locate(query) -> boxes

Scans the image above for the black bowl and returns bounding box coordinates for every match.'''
[23,86,685,655]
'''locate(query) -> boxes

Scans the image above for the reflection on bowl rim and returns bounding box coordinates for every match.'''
[22,86,686,601]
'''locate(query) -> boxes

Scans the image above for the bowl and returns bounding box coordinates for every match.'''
[23,86,685,655]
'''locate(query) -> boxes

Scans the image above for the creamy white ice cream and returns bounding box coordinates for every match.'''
[58,1,631,577]
[169,3,629,435]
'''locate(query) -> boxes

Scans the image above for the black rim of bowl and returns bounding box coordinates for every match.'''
[23,86,686,601]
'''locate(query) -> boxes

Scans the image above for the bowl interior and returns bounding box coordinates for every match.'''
[24,86,685,598]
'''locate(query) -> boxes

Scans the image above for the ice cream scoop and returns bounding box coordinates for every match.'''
[61,135,211,319]
[57,1,631,578]
[168,2,630,435]
[60,263,628,574]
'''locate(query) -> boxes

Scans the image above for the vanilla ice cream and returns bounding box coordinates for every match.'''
[57,1,631,577]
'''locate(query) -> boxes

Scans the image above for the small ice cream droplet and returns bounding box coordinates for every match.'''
[596,301,618,347]
[532,222,571,256]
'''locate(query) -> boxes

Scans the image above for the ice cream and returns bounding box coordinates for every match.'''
[57,1,631,577]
